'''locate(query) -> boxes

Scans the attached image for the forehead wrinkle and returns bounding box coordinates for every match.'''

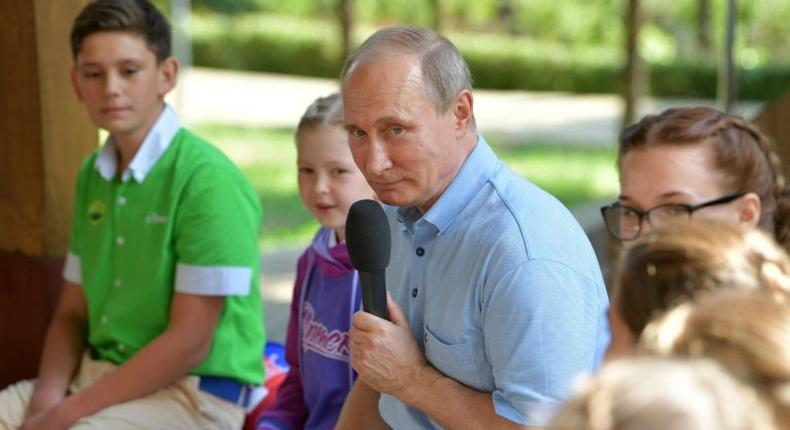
[344,57,431,126]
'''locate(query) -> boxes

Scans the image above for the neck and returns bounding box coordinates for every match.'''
[113,137,143,176]
[112,103,165,176]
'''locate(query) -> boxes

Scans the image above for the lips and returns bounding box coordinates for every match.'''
[370,179,404,191]
[101,106,129,115]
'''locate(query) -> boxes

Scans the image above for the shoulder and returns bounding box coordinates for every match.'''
[172,129,242,174]
[172,129,258,200]
[75,150,101,182]
[466,166,602,282]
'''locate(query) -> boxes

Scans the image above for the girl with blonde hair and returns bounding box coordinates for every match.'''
[606,219,790,359]
[642,289,790,429]
[548,357,775,430]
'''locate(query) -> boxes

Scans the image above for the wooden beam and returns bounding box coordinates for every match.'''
[0,0,95,387]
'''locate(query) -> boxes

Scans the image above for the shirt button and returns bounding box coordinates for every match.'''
[117,196,127,205]
[101,315,108,324]
[411,288,418,298]
[117,343,125,352]
[416,247,425,257]
[424,333,429,343]
[116,236,125,246]
[114,278,122,288]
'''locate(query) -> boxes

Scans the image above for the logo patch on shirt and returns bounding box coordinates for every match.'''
[145,213,167,224]
[88,200,106,225]
[301,303,351,362]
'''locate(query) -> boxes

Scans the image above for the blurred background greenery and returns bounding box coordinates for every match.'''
[159,0,790,99]
[194,124,618,248]
[149,0,788,249]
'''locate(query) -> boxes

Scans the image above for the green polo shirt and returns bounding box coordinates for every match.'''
[64,116,264,385]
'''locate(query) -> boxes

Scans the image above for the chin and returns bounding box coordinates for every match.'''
[375,191,408,208]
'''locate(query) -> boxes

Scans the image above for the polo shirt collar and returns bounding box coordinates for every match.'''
[94,104,181,182]
[396,135,499,235]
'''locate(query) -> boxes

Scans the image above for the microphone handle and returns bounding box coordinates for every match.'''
[359,271,389,320]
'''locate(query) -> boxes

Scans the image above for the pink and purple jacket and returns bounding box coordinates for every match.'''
[256,228,361,430]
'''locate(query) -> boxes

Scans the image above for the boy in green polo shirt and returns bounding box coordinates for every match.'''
[0,1,264,428]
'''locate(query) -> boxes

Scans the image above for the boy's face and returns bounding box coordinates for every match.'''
[71,31,177,144]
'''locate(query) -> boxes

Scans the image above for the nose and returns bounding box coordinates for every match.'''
[104,71,121,96]
[314,172,329,194]
[638,215,653,238]
[365,140,393,177]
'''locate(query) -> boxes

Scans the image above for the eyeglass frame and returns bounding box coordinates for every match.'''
[600,192,748,240]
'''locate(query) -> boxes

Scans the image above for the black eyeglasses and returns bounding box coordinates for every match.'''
[600,192,747,240]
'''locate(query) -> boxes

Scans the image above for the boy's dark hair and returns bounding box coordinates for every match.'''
[71,0,171,63]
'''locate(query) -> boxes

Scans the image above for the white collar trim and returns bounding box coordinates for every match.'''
[94,104,181,182]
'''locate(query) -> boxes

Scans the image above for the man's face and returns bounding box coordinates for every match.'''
[343,55,460,213]
[71,31,176,144]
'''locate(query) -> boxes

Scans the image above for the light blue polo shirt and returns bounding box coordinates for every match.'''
[379,137,609,427]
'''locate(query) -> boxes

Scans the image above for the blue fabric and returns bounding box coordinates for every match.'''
[379,136,610,427]
[198,375,254,407]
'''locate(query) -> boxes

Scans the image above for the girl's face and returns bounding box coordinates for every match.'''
[618,144,752,241]
[297,125,377,241]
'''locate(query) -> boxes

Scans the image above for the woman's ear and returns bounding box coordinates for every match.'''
[737,192,762,227]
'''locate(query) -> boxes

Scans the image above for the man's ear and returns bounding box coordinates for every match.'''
[453,89,474,137]
[737,192,762,227]
[157,56,179,98]
[70,67,84,103]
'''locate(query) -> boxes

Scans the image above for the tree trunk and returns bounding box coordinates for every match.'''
[497,0,519,35]
[719,0,737,113]
[338,0,353,64]
[623,0,644,127]
[430,0,441,32]
[697,0,712,57]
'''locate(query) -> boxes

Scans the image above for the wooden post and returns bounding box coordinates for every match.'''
[0,0,96,387]
[623,0,644,127]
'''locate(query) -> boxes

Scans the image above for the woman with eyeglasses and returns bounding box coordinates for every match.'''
[600,106,789,246]
[600,106,790,360]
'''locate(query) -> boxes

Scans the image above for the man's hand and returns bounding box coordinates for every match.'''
[349,294,428,402]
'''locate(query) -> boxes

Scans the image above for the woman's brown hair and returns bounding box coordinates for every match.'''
[619,106,790,249]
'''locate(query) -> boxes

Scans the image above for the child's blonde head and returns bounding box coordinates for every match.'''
[549,357,775,430]
[297,93,344,134]
[613,219,790,338]
[642,289,790,428]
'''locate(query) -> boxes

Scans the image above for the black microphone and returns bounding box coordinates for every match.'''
[345,199,391,320]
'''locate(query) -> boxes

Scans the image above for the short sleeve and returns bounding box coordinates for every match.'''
[174,164,262,296]
[482,258,609,426]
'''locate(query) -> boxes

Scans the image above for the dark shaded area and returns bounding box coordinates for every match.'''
[0,254,63,388]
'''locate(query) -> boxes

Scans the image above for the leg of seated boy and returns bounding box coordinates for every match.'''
[0,379,36,429]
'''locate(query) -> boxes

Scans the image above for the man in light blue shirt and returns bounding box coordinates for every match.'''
[337,25,609,429]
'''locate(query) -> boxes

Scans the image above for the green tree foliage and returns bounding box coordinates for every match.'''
[186,0,790,98]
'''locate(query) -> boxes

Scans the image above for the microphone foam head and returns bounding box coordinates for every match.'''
[345,199,391,272]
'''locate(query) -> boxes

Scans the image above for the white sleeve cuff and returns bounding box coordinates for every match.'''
[175,263,253,296]
[63,252,82,284]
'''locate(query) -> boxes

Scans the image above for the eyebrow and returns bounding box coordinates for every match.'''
[619,191,693,203]
[77,58,145,68]
[344,115,405,132]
